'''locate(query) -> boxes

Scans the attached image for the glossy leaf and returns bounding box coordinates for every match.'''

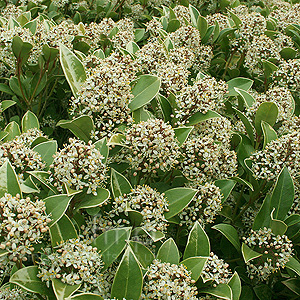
[164,188,197,219]
[10,266,50,295]
[228,272,242,300]
[174,126,193,146]
[270,166,294,220]
[227,77,253,96]
[57,115,94,143]
[261,120,278,149]
[197,15,208,39]
[94,137,109,163]
[92,227,131,269]
[235,88,255,107]
[129,75,161,111]
[253,193,272,230]
[0,160,22,198]
[283,279,300,296]
[183,221,210,259]
[241,243,262,263]
[187,110,221,126]
[76,188,110,209]
[254,102,278,135]
[21,110,39,132]
[286,257,300,277]
[157,238,180,264]
[111,168,132,199]
[111,247,143,300]
[215,179,236,203]
[44,194,73,226]
[33,140,57,167]
[1,100,16,111]
[129,241,154,269]
[3,121,21,141]
[202,283,232,300]
[68,294,104,299]
[59,44,86,97]
[52,279,81,300]
[181,256,208,281]
[50,215,78,246]
[189,4,199,27]
[233,107,255,144]
[212,224,241,252]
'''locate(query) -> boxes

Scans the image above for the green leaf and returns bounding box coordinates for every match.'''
[76,188,110,209]
[286,257,300,277]
[94,137,109,163]
[50,215,78,247]
[164,188,197,219]
[68,293,104,299]
[202,283,232,300]
[212,224,241,252]
[215,179,236,203]
[57,115,94,143]
[253,193,272,230]
[126,41,140,54]
[283,279,300,296]
[59,44,86,97]
[107,133,126,146]
[255,102,278,135]
[21,111,39,132]
[187,110,221,126]
[20,175,40,194]
[111,247,143,300]
[10,266,50,295]
[12,36,33,65]
[270,210,287,235]
[167,19,181,32]
[262,59,278,78]
[129,75,161,111]
[253,284,273,300]
[231,177,254,191]
[42,44,59,62]
[285,214,300,227]
[1,100,16,111]
[134,28,145,42]
[183,221,210,259]
[111,168,132,199]
[52,279,81,300]
[129,241,155,269]
[27,171,56,193]
[241,243,262,263]
[197,15,208,39]
[229,11,241,27]
[174,126,193,146]
[157,94,173,123]
[261,120,278,149]
[270,166,294,220]
[44,194,73,226]
[156,238,180,264]
[132,107,152,123]
[3,121,21,142]
[92,227,131,269]
[0,160,22,198]
[145,229,165,242]
[235,88,255,108]
[280,47,297,60]
[227,77,253,96]
[233,107,255,144]
[181,256,208,281]
[228,272,242,300]
[33,140,57,167]
[189,4,199,27]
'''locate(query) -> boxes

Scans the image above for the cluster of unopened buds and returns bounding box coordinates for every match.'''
[243,228,293,281]
[0,193,51,263]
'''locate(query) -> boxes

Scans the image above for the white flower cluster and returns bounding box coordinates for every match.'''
[278,115,300,136]
[174,77,228,125]
[181,136,238,183]
[273,59,300,93]
[0,4,23,20]
[0,287,34,300]
[121,118,180,174]
[38,238,104,288]
[0,193,51,263]
[250,130,300,180]
[244,35,281,74]
[141,259,198,299]
[243,228,293,281]
[246,86,294,122]
[192,117,232,146]
[110,185,169,233]
[207,13,230,32]
[111,18,135,48]
[289,179,300,215]
[52,0,70,8]
[179,182,223,229]
[49,138,107,195]
[0,133,46,179]
[173,5,191,24]
[202,252,232,285]
[70,52,135,138]
[231,12,266,51]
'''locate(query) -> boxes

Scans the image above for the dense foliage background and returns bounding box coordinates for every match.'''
[1,0,300,299]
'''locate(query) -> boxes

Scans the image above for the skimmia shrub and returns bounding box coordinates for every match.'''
[1,0,300,299]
